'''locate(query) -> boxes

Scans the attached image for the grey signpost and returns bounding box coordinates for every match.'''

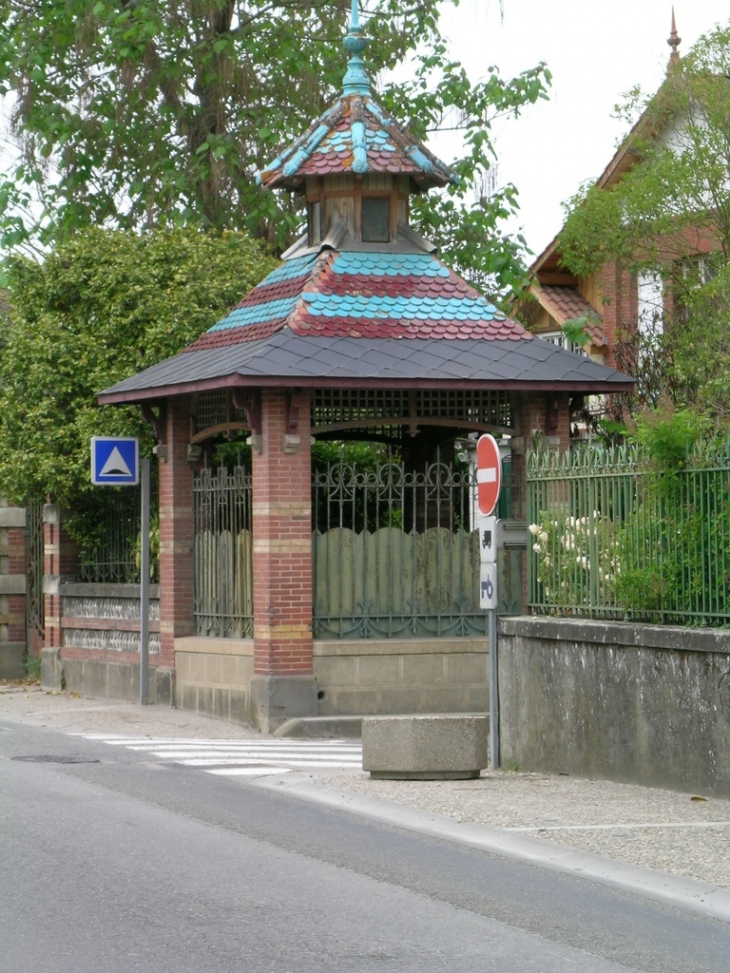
[90,437,150,705]
[476,434,502,770]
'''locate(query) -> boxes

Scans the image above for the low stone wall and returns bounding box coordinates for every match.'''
[41,582,170,703]
[498,616,730,798]
[174,637,255,724]
[314,638,488,715]
[173,636,490,726]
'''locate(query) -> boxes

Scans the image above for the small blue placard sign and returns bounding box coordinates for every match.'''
[91,437,139,486]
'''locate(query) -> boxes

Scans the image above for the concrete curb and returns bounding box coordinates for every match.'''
[251,775,730,925]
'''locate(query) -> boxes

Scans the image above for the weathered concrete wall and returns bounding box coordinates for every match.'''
[173,636,489,726]
[499,617,730,798]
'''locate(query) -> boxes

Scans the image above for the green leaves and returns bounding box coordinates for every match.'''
[0,227,275,508]
[0,0,549,294]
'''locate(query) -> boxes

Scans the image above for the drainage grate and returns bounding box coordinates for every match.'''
[12,755,100,764]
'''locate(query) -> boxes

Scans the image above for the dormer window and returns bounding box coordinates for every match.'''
[309,201,322,246]
[361,197,389,242]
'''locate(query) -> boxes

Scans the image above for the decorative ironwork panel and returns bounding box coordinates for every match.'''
[79,492,153,584]
[312,389,410,426]
[416,390,513,428]
[195,390,227,431]
[25,503,45,645]
[312,456,509,639]
[193,466,253,638]
[311,388,513,431]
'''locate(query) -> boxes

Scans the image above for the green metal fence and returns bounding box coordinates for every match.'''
[527,444,730,626]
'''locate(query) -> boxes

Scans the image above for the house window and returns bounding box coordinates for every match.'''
[541,331,586,356]
[637,271,664,340]
[361,197,389,242]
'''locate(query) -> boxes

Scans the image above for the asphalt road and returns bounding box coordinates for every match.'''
[3,720,729,973]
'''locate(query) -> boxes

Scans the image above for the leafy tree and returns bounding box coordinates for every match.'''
[0,0,549,294]
[0,227,276,511]
[557,22,730,419]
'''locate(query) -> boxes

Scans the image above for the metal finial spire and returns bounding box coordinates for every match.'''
[667,7,681,69]
[342,0,370,95]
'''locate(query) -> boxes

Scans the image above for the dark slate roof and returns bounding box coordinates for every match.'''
[99,330,635,404]
[184,228,526,351]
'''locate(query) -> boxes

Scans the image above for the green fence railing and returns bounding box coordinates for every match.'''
[527,444,730,627]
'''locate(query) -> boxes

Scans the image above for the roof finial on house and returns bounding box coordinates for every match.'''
[342,0,370,96]
[667,6,681,70]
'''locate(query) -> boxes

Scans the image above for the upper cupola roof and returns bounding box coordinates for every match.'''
[258,0,458,193]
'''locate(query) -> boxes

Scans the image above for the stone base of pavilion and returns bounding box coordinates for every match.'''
[174,635,489,734]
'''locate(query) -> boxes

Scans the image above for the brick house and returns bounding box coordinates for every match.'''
[40,1,632,730]
[518,13,722,415]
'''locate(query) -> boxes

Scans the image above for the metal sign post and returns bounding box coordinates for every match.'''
[139,458,150,705]
[91,437,149,705]
[476,434,502,771]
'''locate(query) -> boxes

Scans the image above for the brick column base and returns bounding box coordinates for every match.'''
[249,674,318,733]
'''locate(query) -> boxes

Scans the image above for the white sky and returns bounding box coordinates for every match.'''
[435,0,730,260]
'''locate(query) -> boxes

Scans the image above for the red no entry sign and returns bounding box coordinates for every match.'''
[476,434,502,516]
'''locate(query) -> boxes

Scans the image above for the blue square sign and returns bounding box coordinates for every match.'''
[91,437,139,485]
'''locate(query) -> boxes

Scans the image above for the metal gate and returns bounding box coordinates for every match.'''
[193,466,253,638]
[312,458,487,639]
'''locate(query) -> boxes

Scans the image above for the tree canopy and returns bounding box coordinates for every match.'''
[0,227,275,509]
[0,0,550,294]
[557,22,730,421]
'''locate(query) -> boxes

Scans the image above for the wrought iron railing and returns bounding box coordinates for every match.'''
[312,457,518,639]
[78,492,156,584]
[193,465,253,638]
[25,502,45,646]
[527,444,730,626]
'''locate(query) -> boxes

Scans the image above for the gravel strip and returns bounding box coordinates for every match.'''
[325,771,730,889]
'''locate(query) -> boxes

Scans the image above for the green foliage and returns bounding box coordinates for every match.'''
[0,0,549,289]
[613,413,730,622]
[0,226,275,509]
[0,1,550,294]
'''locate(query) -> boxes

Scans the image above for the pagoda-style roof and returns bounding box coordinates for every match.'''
[98,2,634,407]
[258,1,457,193]
[185,225,524,351]
[259,93,457,193]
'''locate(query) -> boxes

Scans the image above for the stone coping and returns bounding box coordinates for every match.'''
[500,616,730,654]
[173,636,489,658]
[174,636,254,656]
[313,637,488,657]
[59,582,161,599]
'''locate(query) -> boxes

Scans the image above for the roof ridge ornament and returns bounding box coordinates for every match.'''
[342,0,371,96]
[667,6,681,71]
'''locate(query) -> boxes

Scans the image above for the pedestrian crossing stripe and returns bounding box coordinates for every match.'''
[82,734,363,777]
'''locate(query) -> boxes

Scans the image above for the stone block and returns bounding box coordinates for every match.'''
[0,641,26,680]
[362,714,489,779]
[249,674,317,733]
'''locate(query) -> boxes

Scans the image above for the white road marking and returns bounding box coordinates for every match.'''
[83,733,363,776]
[507,821,730,832]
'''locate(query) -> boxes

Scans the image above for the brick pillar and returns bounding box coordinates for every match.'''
[158,396,194,672]
[40,505,80,688]
[0,505,28,679]
[249,387,315,732]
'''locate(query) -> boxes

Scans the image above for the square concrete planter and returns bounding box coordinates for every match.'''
[361,714,489,779]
